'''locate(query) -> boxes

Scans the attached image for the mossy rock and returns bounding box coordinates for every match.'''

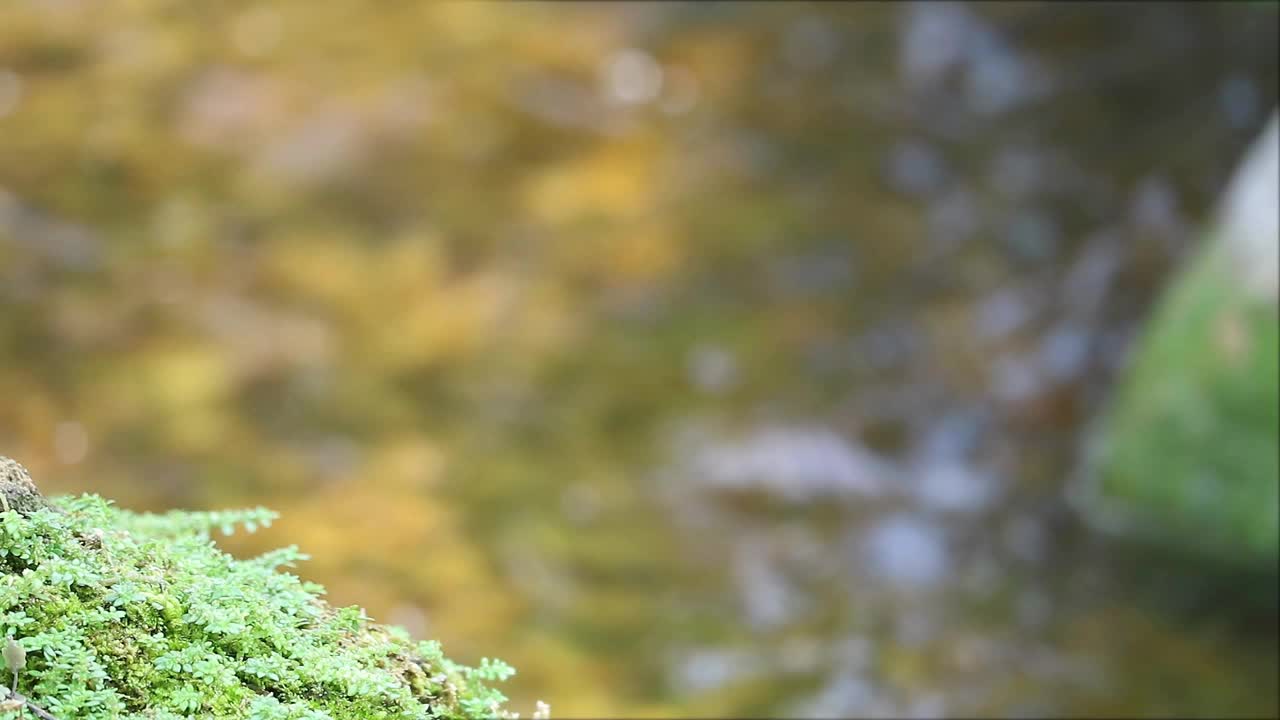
[0,458,52,516]
[1081,114,1279,569]
[0,456,527,720]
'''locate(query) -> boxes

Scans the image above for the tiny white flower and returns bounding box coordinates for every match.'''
[3,637,24,672]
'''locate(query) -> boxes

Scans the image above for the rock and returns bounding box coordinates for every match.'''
[0,456,51,515]
[1078,111,1279,567]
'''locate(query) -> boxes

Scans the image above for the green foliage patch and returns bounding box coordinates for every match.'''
[0,494,520,719]
[1089,239,1279,567]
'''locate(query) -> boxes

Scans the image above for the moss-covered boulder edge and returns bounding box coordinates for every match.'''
[1077,111,1279,568]
[0,456,544,720]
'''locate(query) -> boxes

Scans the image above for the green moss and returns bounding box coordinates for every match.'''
[1088,238,1279,567]
[0,460,530,720]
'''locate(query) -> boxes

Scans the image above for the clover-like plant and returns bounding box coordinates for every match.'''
[0,456,537,720]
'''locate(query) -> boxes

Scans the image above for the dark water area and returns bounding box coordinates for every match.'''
[1,2,1277,717]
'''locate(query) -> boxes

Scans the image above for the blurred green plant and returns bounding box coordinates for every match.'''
[1084,115,1279,569]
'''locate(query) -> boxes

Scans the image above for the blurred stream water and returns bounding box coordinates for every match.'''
[1,2,1276,717]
